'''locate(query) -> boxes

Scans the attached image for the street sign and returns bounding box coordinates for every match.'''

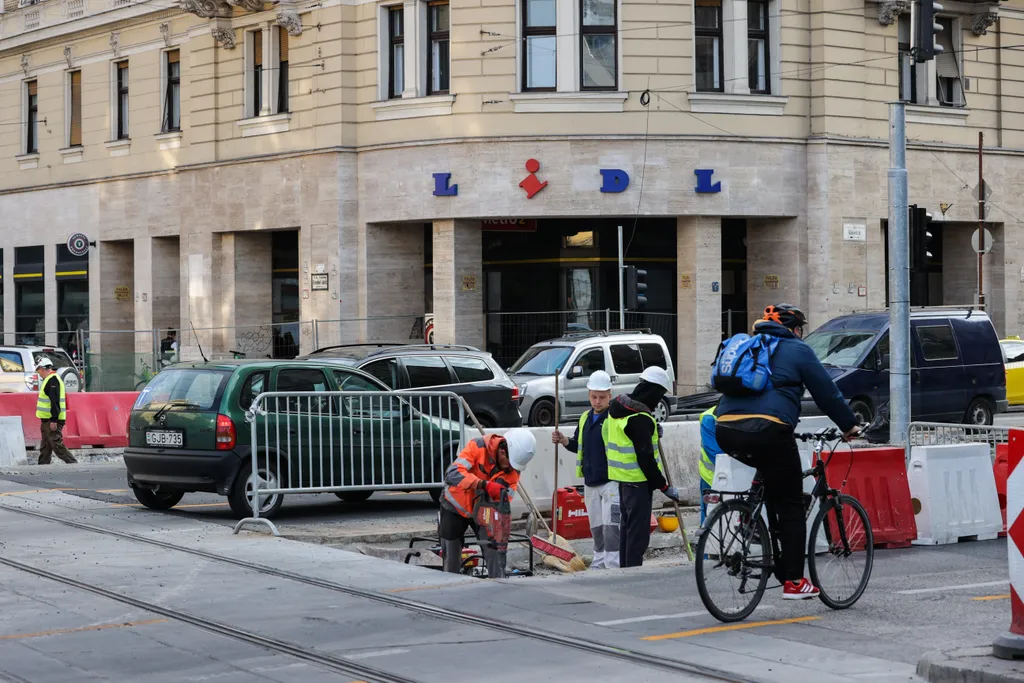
[972,228,994,254]
[67,232,90,257]
[972,181,993,202]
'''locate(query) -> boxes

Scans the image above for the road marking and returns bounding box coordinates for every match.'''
[0,619,167,641]
[0,488,84,497]
[641,616,821,641]
[896,580,1009,595]
[972,594,1011,601]
[597,606,774,626]
[345,648,410,660]
[111,502,230,509]
[96,489,129,493]
[386,582,475,593]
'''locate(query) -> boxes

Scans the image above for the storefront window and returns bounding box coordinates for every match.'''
[15,246,44,345]
[272,230,300,359]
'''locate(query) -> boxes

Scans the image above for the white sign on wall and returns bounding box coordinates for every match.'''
[843,221,867,242]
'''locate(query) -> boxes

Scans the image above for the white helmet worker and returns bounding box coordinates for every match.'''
[36,358,54,371]
[586,370,613,392]
[639,366,673,393]
[503,428,537,472]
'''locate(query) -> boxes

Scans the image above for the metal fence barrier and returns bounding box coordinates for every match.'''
[906,421,1010,461]
[233,390,466,535]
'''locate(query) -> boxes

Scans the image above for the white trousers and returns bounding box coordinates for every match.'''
[585,481,621,569]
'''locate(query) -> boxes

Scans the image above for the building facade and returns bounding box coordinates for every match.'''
[0,0,1021,392]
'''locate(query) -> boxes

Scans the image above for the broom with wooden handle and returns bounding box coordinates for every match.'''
[657,438,694,562]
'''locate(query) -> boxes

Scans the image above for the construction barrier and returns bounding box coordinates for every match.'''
[993,429,1024,659]
[997,443,1010,537]
[0,416,27,466]
[0,391,137,449]
[907,421,1010,461]
[825,446,917,549]
[908,443,1003,545]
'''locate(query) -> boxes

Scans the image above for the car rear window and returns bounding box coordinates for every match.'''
[33,350,73,369]
[448,356,494,383]
[403,356,453,388]
[638,343,667,370]
[916,325,959,362]
[0,351,24,372]
[610,344,644,374]
[135,369,230,411]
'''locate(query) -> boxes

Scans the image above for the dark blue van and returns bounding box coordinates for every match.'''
[801,308,1007,425]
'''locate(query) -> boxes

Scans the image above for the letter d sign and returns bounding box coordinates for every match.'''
[599,169,630,193]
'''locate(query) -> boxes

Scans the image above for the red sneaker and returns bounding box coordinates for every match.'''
[782,578,820,600]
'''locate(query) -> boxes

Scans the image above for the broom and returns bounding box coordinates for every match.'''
[657,439,694,562]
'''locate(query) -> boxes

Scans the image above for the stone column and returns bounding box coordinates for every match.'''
[222,232,273,357]
[44,243,57,346]
[746,217,807,325]
[676,216,722,395]
[432,219,483,347]
[181,231,216,360]
[365,222,425,343]
[93,241,135,355]
[152,237,181,341]
[134,237,155,354]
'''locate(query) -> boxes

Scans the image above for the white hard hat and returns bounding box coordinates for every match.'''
[639,366,673,393]
[36,358,54,370]
[586,370,613,391]
[503,428,536,472]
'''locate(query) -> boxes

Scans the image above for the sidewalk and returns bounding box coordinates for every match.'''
[919,647,1024,683]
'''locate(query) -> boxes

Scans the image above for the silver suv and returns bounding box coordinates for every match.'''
[510,330,677,426]
[0,346,83,394]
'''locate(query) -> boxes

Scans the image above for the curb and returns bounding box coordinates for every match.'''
[918,648,1024,683]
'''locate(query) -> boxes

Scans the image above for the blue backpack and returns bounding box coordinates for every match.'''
[711,333,782,397]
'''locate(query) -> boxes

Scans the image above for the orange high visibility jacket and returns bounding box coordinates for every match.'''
[441,434,521,519]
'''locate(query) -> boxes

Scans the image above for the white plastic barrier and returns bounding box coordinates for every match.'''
[0,416,27,467]
[908,443,1003,545]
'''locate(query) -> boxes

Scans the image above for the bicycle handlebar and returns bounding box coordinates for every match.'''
[794,427,843,442]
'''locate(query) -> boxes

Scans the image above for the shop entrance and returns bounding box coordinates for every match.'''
[721,219,748,338]
[271,230,300,358]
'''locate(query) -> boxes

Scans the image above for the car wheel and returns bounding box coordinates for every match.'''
[228,459,284,519]
[334,490,373,503]
[131,485,184,511]
[529,399,557,427]
[60,368,81,393]
[964,398,994,426]
[654,399,671,423]
[849,399,873,425]
[475,415,496,429]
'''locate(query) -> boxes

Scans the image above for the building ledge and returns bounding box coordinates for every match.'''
[509,91,628,113]
[16,153,39,170]
[105,138,131,157]
[237,113,291,138]
[155,130,183,150]
[371,95,456,121]
[687,92,789,115]
[906,104,970,127]
[59,146,83,164]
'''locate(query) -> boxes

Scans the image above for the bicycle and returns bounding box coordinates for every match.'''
[695,427,874,623]
[134,359,156,390]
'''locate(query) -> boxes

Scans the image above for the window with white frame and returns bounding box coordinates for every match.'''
[523,0,556,91]
[427,1,450,95]
[897,13,965,110]
[935,17,964,107]
[581,0,616,90]
[388,7,405,98]
[897,14,920,104]
[695,0,723,92]
[747,0,769,93]
[692,0,781,98]
[67,70,82,147]
[163,50,181,132]
[251,29,264,116]
[25,80,39,154]
[114,60,129,140]
[244,26,289,119]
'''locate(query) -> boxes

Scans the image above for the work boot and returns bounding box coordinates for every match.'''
[442,539,464,574]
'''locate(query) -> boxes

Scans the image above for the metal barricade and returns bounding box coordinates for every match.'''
[906,421,1010,461]
[232,390,466,536]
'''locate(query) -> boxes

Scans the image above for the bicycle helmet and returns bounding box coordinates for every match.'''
[761,303,808,330]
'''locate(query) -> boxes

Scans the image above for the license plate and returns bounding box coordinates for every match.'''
[146,430,183,447]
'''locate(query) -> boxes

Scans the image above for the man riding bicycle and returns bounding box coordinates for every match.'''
[714,304,859,600]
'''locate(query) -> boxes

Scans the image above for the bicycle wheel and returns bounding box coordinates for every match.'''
[807,494,874,610]
[696,499,773,623]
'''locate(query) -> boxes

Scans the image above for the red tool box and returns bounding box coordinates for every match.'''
[555,486,592,540]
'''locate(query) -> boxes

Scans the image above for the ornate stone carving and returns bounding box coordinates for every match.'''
[21,55,30,76]
[211,26,236,49]
[64,46,73,68]
[160,22,171,46]
[110,31,120,57]
[972,12,998,36]
[228,0,265,11]
[877,0,909,26]
[276,9,302,37]
[179,0,231,19]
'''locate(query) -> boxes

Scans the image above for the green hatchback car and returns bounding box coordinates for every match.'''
[124,360,464,519]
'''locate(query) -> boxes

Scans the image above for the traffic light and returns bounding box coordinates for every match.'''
[914,0,944,62]
[625,266,648,310]
[909,205,934,272]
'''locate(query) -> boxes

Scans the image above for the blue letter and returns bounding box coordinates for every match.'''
[599,168,630,193]
[433,172,458,197]
[694,169,721,194]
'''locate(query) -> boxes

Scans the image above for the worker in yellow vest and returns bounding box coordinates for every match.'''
[35,358,77,465]
[698,404,721,524]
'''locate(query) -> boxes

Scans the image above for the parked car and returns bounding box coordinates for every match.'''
[123,360,464,519]
[1000,337,1024,406]
[298,344,523,428]
[0,346,82,393]
[801,308,1007,425]
[510,330,678,426]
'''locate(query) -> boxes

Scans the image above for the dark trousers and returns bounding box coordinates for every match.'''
[619,482,653,568]
[38,421,77,465]
[715,422,804,582]
[438,507,504,578]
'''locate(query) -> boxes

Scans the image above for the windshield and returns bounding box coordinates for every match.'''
[134,368,231,411]
[804,331,878,368]
[509,346,573,375]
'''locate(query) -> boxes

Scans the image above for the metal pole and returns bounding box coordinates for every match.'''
[888,102,910,444]
[978,131,986,309]
[617,225,625,330]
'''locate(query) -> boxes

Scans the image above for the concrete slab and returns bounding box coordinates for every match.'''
[919,647,1024,683]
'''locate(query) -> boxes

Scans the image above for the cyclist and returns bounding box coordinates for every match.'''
[715,304,859,600]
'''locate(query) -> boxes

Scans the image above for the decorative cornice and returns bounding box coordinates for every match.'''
[179,0,231,18]
[877,0,909,26]
[211,24,235,49]
[228,0,265,11]
[972,11,998,35]
[276,8,302,36]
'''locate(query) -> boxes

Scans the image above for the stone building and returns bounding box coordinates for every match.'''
[0,0,1020,392]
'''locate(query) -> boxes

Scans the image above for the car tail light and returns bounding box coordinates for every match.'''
[216,414,236,450]
[511,384,519,401]
[26,373,39,391]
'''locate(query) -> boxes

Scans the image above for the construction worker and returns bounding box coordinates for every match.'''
[440,428,536,578]
[605,366,680,568]
[551,370,617,568]
[698,404,722,525]
[35,358,77,465]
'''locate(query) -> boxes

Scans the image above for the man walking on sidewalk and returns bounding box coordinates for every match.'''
[35,358,77,465]
[551,370,617,568]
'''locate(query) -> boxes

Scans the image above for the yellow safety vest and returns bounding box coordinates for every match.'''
[699,406,717,487]
[603,412,662,483]
[36,373,67,421]
[574,410,589,478]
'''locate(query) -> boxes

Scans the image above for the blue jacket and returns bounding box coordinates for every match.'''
[566,409,610,487]
[717,321,858,432]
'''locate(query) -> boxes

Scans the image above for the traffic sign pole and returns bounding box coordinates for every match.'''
[978,131,986,309]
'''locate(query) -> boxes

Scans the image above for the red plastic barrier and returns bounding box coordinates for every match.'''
[824,446,918,549]
[0,392,139,449]
[996,443,1010,538]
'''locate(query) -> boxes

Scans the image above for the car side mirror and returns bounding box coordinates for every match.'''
[879,353,890,371]
[571,365,583,378]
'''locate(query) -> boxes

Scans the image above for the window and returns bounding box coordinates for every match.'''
[133,369,230,411]
[333,370,381,392]
[695,0,723,92]
[427,1,450,95]
[936,17,963,107]
[610,344,645,374]
[388,7,405,98]
[273,368,331,413]
[361,358,400,388]
[897,15,918,103]
[68,71,82,147]
[581,0,616,90]
[163,50,180,132]
[252,30,264,116]
[571,348,605,376]
[747,0,768,93]
[1003,342,1024,364]
[278,30,289,113]
[638,343,668,370]
[448,356,495,383]
[403,356,453,388]
[25,80,38,154]
[0,352,24,373]
[239,371,268,409]
[523,0,556,91]
[115,61,129,139]
[916,325,959,362]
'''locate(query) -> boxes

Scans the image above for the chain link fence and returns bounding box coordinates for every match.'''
[312,317,427,351]
[81,329,158,392]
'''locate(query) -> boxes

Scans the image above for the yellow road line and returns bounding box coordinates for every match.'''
[96,489,129,493]
[972,594,1011,601]
[641,616,821,641]
[0,619,167,641]
[0,488,84,497]
[111,502,230,509]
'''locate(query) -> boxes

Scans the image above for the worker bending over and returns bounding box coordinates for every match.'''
[551,370,617,568]
[440,428,536,578]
